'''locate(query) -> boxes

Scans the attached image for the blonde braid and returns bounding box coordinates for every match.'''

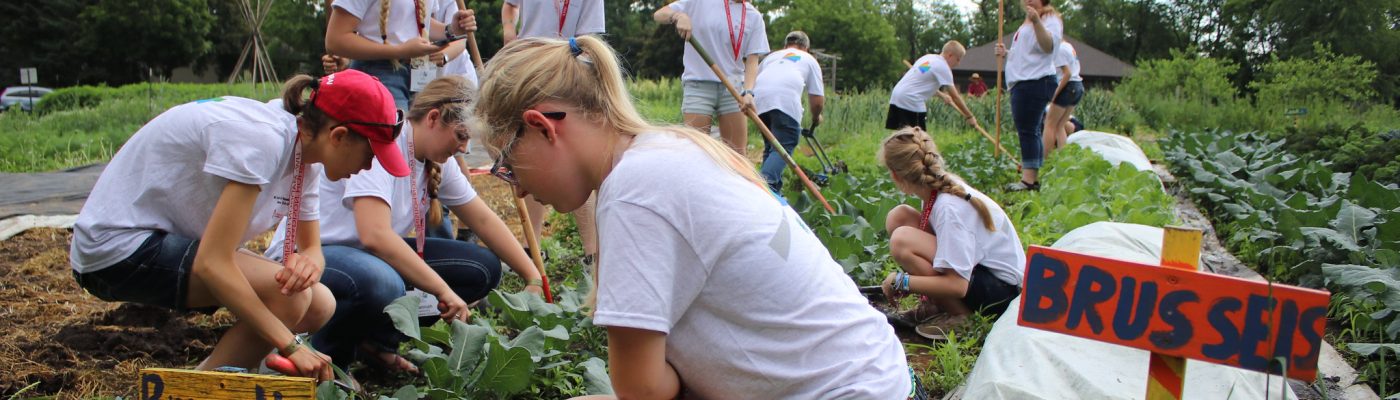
[880,128,997,231]
[381,0,401,69]
[425,160,444,226]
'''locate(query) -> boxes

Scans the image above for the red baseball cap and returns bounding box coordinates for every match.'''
[311,69,410,177]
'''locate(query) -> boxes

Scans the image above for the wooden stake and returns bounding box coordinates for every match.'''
[687,37,834,213]
[1145,226,1203,400]
[513,197,553,303]
[994,0,1005,158]
[455,0,485,72]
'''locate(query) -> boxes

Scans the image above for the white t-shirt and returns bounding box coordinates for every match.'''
[753,48,824,120]
[1004,13,1063,86]
[927,184,1025,287]
[71,97,323,273]
[593,132,910,399]
[432,0,479,86]
[335,0,432,46]
[889,54,956,112]
[505,0,605,39]
[669,0,769,82]
[1053,41,1082,83]
[265,122,478,256]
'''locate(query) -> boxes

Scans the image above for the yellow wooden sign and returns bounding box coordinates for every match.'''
[137,368,315,400]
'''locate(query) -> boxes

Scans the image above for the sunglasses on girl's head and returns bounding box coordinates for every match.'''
[338,109,406,140]
[490,111,566,186]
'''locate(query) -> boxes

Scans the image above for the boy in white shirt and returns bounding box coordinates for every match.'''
[886,41,981,133]
[753,31,824,193]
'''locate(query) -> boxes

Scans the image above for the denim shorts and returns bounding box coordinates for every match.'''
[350,59,413,110]
[72,231,218,313]
[1053,81,1085,107]
[682,80,741,116]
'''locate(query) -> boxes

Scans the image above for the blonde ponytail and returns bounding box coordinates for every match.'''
[879,128,996,231]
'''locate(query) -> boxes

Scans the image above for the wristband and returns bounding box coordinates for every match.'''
[527,278,543,286]
[278,335,304,357]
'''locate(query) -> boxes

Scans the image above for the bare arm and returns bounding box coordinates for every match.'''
[352,197,453,296]
[1052,65,1070,101]
[943,86,975,123]
[448,198,543,293]
[653,3,680,23]
[192,182,299,358]
[808,95,825,127]
[502,2,520,44]
[1029,9,1056,53]
[608,326,682,399]
[742,54,760,92]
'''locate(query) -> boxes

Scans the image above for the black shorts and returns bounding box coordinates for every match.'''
[885,104,927,131]
[1068,115,1084,133]
[962,265,1021,317]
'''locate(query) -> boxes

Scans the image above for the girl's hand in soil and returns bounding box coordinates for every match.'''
[288,347,334,382]
[436,292,472,322]
[276,252,323,295]
[881,272,906,306]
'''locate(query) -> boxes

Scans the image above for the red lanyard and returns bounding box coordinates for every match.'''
[407,128,427,259]
[282,140,307,264]
[918,189,938,233]
[724,0,746,61]
[555,0,572,37]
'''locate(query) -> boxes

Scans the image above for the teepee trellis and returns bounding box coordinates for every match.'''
[226,0,278,86]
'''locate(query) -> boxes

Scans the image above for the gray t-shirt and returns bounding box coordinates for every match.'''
[593,132,910,399]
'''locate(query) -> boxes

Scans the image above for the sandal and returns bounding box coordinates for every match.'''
[1005,180,1040,192]
[915,313,969,341]
[885,302,940,330]
[358,343,420,374]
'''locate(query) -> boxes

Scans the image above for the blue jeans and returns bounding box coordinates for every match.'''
[759,110,802,193]
[1009,75,1056,170]
[350,60,413,110]
[311,237,502,368]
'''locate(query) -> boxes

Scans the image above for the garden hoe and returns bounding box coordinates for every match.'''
[801,125,847,187]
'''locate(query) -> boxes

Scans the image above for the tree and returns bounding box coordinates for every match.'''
[0,0,94,87]
[770,0,901,91]
[79,0,214,84]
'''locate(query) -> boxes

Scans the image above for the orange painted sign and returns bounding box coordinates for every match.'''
[1017,246,1331,381]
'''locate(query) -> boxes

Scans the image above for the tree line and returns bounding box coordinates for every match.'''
[1,0,1396,103]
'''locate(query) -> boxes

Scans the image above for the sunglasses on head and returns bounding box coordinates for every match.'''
[490,111,566,186]
[338,109,406,140]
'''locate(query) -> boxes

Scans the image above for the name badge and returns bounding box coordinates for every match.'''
[410,57,439,92]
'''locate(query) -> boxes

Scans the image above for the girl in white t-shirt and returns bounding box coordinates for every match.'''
[326,0,478,109]
[475,36,916,399]
[70,70,410,380]
[653,0,770,156]
[265,75,542,373]
[878,127,1026,341]
[994,0,1063,191]
[1043,40,1083,158]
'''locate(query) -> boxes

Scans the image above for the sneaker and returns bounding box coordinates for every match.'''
[915,313,969,341]
[1005,181,1040,192]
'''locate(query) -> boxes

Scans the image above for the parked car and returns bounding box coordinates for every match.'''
[1,86,54,112]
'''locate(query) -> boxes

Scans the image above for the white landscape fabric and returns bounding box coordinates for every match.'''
[1066,130,1154,172]
[961,221,1296,399]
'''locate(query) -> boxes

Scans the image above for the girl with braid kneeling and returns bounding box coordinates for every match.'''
[878,127,1026,341]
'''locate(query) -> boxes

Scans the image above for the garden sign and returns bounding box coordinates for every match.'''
[1017,227,1331,399]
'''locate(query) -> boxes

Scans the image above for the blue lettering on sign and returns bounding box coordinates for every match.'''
[1022,253,1069,324]
[1111,277,1158,341]
[1147,290,1197,350]
[141,374,163,400]
[1065,264,1116,334]
[1202,297,1243,362]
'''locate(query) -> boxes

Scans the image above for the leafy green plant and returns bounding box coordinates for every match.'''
[366,288,611,399]
[1009,145,1176,247]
